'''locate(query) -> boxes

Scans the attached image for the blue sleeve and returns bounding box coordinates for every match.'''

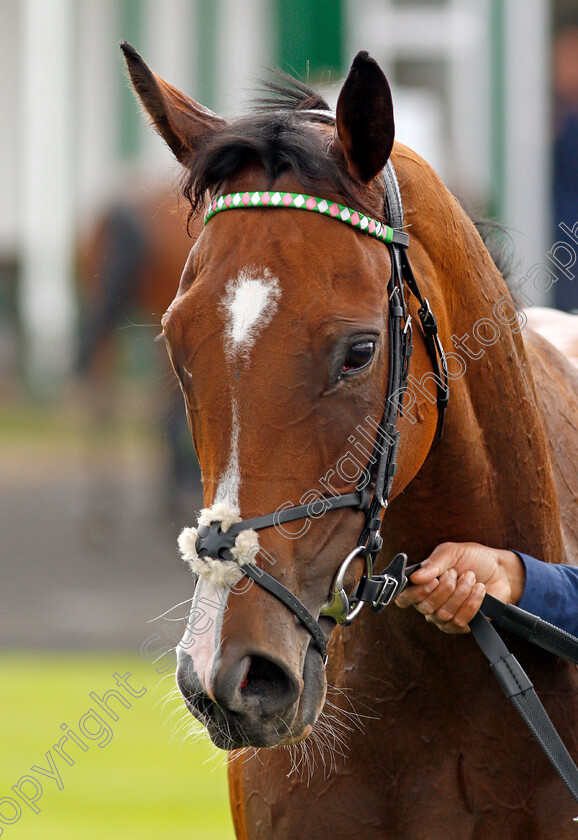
[516,552,578,637]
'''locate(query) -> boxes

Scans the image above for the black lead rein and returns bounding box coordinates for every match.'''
[362,553,578,809]
[470,594,578,806]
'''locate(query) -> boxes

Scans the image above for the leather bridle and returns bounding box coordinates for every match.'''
[193,155,449,666]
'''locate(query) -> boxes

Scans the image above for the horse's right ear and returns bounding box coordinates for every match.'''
[120,42,225,165]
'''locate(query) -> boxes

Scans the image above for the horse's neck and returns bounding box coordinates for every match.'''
[391,348,563,563]
[389,177,563,564]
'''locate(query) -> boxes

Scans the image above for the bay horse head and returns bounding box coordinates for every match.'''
[122,43,448,750]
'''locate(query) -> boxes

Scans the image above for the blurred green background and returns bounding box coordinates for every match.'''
[0,654,233,839]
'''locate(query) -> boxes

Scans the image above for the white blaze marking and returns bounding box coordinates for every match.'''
[215,397,240,506]
[222,267,281,362]
[216,267,281,508]
[180,580,226,701]
[184,269,281,693]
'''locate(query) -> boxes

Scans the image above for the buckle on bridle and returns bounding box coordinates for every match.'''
[418,298,438,335]
[353,552,409,613]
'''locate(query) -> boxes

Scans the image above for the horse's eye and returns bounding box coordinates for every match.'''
[342,340,376,374]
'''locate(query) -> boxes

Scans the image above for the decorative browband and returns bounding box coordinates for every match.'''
[204,190,409,247]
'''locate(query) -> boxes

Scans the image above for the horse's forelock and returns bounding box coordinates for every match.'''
[182,79,381,231]
[252,72,331,114]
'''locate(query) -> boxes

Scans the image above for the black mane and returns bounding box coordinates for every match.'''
[474,219,515,288]
[183,74,375,225]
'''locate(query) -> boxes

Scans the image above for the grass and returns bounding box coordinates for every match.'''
[0,651,235,840]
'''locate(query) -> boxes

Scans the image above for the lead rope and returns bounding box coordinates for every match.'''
[469,605,578,808]
[355,554,578,809]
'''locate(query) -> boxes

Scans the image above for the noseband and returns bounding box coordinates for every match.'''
[192,158,449,665]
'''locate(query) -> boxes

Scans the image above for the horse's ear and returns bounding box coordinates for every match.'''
[120,42,225,165]
[335,51,394,183]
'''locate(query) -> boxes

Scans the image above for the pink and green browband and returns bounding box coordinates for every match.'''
[204,190,408,246]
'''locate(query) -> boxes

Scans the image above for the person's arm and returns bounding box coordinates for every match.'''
[517,552,578,636]
[394,542,526,634]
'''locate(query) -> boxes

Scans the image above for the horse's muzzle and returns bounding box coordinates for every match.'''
[176,642,324,749]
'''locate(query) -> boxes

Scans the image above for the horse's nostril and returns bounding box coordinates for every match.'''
[241,656,291,699]
[210,652,301,720]
[222,655,299,719]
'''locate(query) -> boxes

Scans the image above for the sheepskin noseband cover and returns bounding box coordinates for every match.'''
[178,502,259,587]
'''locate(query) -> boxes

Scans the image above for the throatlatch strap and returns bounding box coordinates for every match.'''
[399,250,449,436]
[469,611,578,804]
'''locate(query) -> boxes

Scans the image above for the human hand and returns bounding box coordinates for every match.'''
[394,542,525,634]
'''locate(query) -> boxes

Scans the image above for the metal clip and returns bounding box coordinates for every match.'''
[320,545,372,626]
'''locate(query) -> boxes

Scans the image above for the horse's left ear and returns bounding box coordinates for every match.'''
[335,51,395,183]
